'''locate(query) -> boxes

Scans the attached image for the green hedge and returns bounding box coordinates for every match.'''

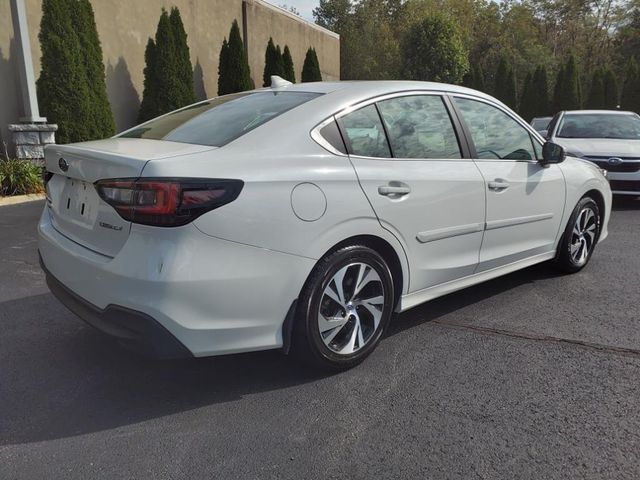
[0,160,44,197]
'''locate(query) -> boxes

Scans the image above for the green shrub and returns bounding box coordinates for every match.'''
[494,56,516,110]
[0,159,44,197]
[263,38,285,86]
[282,45,296,83]
[301,47,322,82]
[621,58,640,113]
[138,7,196,122]
[217,20,253,95]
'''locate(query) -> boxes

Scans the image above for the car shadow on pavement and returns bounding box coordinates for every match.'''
[612,196,640,211]
[387,262,563,338]
[0,293,328,446]
[0,262,579,447]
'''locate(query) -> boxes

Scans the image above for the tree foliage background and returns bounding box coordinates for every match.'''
[37,0,114,143]
[314,0,640,117]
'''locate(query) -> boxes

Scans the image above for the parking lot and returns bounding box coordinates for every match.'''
[1,198,639,479]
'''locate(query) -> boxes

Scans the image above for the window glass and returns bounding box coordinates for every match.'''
[377,95,461,159]
[119,91,322,147]
[454,98,536,161]
[340,105,391,158]
[319,120,347,154]
[557,113,640,140]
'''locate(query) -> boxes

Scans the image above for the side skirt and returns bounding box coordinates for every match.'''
[399,251,556,312]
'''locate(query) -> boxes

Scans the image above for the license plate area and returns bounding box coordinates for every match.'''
[60,178,98,226]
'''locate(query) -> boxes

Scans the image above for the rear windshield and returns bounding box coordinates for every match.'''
[557,113,640,140]
[119,91,322,146]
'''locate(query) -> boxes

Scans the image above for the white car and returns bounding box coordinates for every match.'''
[547,110,640,196]
[39,78,612,369]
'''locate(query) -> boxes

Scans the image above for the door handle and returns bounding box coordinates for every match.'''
[488,180,510,191]
[378,185,411,196]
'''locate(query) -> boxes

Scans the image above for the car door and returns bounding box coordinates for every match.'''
[451,96,566,271]
[338,94,486,293]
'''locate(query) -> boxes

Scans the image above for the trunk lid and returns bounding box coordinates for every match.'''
[44,139,214,257]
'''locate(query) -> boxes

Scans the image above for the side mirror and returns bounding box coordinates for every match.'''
[541,141,566,165]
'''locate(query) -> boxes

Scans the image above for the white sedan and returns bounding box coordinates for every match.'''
[39,78,611,370]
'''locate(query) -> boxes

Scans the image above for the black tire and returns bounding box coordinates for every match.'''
[555,196,601,273]
[292,245,394,371]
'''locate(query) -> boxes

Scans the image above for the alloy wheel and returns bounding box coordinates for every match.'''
[570,206,598,266]
[318,262,385,355]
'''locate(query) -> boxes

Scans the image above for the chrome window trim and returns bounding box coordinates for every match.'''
[310,115,346,156]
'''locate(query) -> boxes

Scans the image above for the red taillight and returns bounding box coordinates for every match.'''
[95,178,243,227]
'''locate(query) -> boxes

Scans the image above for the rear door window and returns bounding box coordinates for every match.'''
[340,105,392,158]
[377,95,461,159]
[119,91,322,147]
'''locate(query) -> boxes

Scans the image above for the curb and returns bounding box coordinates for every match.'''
[0,193,46,207]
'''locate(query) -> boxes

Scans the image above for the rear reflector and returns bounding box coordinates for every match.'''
[95,178,243,227]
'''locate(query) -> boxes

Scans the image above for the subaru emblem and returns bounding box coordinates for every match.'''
[58,157,69,172]
[608,157,623,165]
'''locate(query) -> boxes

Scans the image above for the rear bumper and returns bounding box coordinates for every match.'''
[41,256,192,358]
[38,206,315,357]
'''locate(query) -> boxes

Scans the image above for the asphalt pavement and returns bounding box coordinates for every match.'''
[1,198,639,479]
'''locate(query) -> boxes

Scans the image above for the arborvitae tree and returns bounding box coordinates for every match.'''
[73,0,115,139]
[552,64,565,114]
[519,72,534,121]
[401,15,468,84]
[621,58,640,113]
[531,66,550,117]
[462,71,474,88]
[301,47,322,82]
[603,67,619,108]
[587,68,606,109]
[282,45,296,83]
[263,37,285,86]
[275,45,285,78]
[217,38,230,95]
[169,7,196,107]
[138,38,158,122]
[494,57,517,110]
[218,20,253,94]
[562,55,582,110]
[37,0,93,143]
[138,8,197,122]
[472,63,485,92]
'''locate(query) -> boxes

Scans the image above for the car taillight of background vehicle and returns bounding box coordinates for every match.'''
[94,178,243,227]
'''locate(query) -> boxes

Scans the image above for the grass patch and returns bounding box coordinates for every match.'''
[0,159,44,196]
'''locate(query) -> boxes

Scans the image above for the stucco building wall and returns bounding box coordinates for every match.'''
[0,0,339,151]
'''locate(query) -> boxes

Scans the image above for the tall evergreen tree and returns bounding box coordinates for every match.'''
[472,63,485,92]
[282,45,296,83]
[169,7,196,107]
[552,64,565,114]
[263,37,285,86]
[603,67,619,108]
[37,0,93,143]
[138,8,197,122]
[519,71,534,121]
[562,55,582,110]
[217,38,230,95]
[494,57,516,110]
[218,20,253,94]
[138,38,158,122]
[621,58,640,113]
[73,0,115,138]
[301,47,322,82]
[587,68,606,109]
[531,66,550,117]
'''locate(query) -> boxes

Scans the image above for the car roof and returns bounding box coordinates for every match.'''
[266,80,496,102]
[563,110,636,115]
